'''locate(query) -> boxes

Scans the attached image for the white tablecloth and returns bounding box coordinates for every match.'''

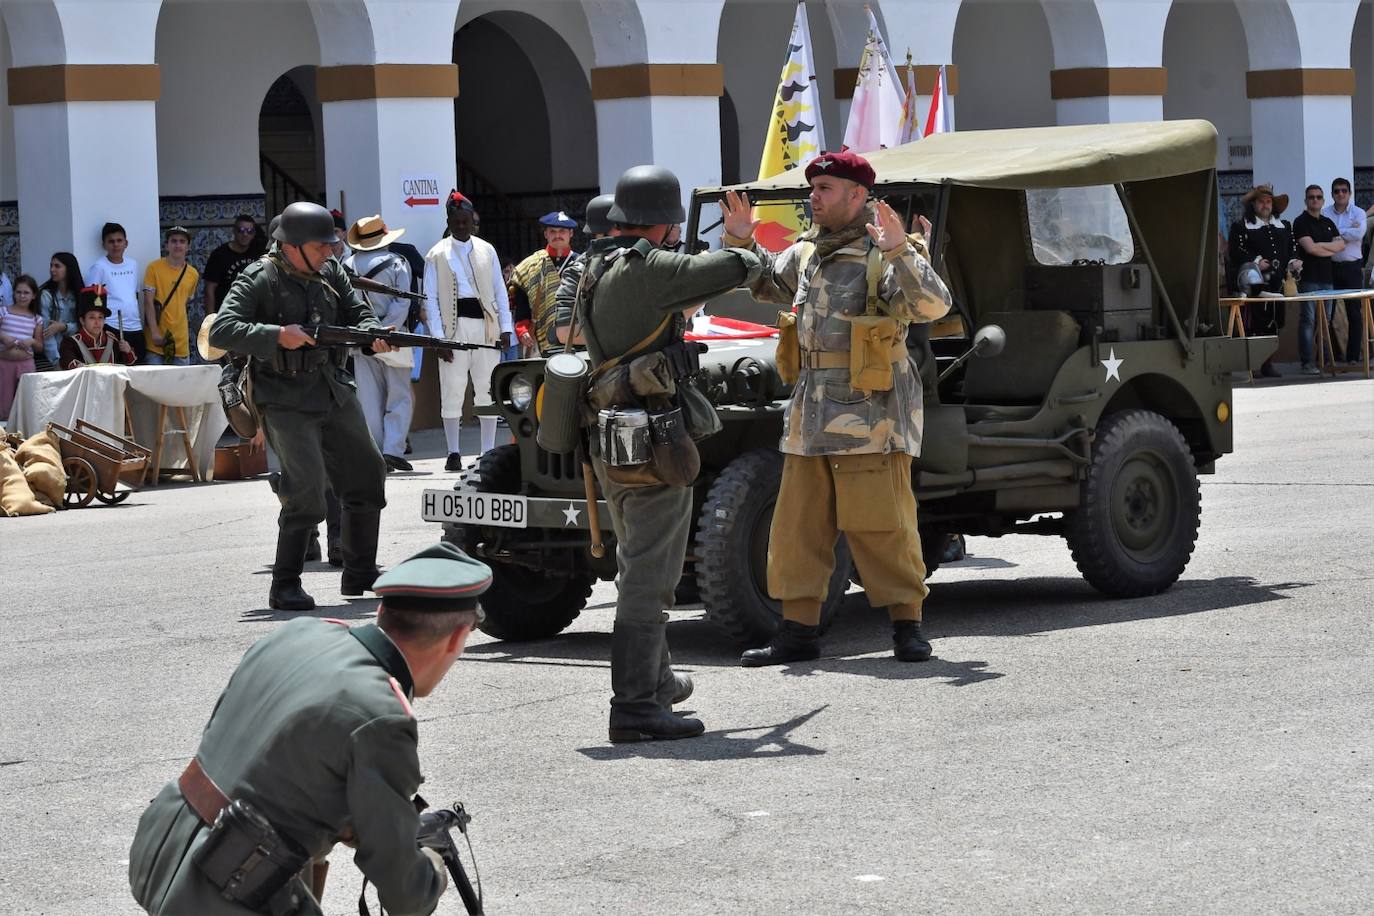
[6,365,226,479]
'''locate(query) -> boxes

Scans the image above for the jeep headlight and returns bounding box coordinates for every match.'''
[509,376,535,412]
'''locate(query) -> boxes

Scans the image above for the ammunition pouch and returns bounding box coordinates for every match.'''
[848,316,905,393]
[267,347,345,378]
[192,798,311,914]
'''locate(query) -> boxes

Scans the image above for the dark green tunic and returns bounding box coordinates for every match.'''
[129,619,445,915]
[207,255,386,527]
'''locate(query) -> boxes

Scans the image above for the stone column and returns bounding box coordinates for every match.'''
[1247,69,1356,203]
[318,64,459,249]
[591,64,725,214]
[7,68,164,279]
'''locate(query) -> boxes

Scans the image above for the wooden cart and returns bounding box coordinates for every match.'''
[48,420,152,509]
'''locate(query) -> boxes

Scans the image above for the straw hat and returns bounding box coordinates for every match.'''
[346,215,405,251]
[1242,183,1288,217]
[197,313,226,362]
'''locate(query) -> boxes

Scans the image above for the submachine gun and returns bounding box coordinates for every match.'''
[359,796,483,915]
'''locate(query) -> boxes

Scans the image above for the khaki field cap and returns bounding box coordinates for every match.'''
[347,215,406,251]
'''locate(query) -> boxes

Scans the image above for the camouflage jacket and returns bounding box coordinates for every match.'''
[732,228,951,457]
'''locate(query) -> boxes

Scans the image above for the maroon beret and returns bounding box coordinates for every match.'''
[805,151,875,189]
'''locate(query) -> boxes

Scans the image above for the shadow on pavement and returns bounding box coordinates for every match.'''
[465,575,1310,676]
[577,706,828,762]
[239,598,378,624]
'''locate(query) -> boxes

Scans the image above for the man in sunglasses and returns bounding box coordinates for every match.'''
[1293,185,1345,375]
[204,214,268,313]
[1322,178,1368,364]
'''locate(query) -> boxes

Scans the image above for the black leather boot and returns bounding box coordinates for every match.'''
[892,620,933,662]
[740,620,821,667]
[269,527,316,611]
[608,621,705,743]
[654,637,693,707]
[340,509,381,596]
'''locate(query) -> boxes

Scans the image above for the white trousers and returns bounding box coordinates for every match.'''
[438,316,500,419]
[354,354,414,456]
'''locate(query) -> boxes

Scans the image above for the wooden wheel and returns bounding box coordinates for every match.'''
[95,490,131,506]
[63,457,98,509]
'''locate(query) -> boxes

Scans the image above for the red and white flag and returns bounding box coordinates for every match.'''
[923,64,953,137]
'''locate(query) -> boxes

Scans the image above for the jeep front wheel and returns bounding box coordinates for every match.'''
[1065,410,1201,597]
[695,449,853,646]
[451,444,594,641]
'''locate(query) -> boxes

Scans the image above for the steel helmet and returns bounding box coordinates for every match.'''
[273,202,340,246]
[606,166,685,227]
[582,194,616,235]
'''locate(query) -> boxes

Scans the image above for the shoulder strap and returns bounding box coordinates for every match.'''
[864,242,883,316]
[363,255,398,281]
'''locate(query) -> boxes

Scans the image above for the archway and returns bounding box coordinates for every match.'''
[1162,0,1251,227]
[1354,0,1372,219]
[952,0,1056,130]
[452,9,597,262]
[259,68,323,216]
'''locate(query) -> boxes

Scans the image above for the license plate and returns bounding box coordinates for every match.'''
[421,489,528,528]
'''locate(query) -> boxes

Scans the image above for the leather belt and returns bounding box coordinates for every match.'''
[800,337,909,371]
[179,757,231,826]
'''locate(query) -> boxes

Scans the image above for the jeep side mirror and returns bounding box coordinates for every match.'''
[973,324,1006,358]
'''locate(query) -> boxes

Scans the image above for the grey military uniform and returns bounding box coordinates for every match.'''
[129,619,445,915]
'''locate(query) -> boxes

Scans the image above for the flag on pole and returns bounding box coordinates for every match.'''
[841,5,904,154]
[896,50,922,145]
[923,64,953,137]
[755,1,827,251]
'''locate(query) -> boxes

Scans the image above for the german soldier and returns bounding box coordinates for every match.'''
[208,201,392,611]
[128,541,490,915]
[720,150,953,665]
[562,166,761,741]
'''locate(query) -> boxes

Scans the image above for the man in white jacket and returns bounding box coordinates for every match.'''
[345,215,415,472]
[424,191,513,471]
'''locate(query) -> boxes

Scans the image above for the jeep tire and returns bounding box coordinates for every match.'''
[695,449,853,646]
[1065,410,1201,597]
[451,444,594,641]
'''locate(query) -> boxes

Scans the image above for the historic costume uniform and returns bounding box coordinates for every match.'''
[727,151,952,665]
[208,203,388,611]
[129,542,492,916]
[58,289,137,369]
[509,211,577,354]
[345,216,415,471]
[423,192,511,469]
[566,167,761,742]
[1227,186,1296,337]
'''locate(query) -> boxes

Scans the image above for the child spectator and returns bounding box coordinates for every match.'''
[38,252,83,369]
[0,275,43,418]
[142,226,199,365]
[59,287,136,370]
[85,222,144,360]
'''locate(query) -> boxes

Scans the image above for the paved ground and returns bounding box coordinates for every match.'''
[2,376,1371,914]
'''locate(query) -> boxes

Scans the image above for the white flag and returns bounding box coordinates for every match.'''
[923,64,953,137]
[842,6,904,153]
[897,53,922,145]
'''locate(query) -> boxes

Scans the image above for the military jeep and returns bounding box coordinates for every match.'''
[422,119,1273,645]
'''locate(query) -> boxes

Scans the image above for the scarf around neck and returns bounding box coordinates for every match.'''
[807,204,875,261]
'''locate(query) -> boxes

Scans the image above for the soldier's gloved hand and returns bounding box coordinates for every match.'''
[279,324,317,350]
[420,847,449,897]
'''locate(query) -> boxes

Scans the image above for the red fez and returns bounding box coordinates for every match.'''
[805,151,875,190]
[447,190,474,212]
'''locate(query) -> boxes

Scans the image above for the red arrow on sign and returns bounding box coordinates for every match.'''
[404,196,439,208]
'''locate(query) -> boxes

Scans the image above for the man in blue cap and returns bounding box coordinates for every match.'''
[509,210,578,355]
[130,541,491,916]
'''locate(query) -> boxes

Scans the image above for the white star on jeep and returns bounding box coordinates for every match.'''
[562,502,581,526]
[1102,348,1124,382]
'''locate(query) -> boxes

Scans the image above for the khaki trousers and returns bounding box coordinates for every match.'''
[767,451,927,625]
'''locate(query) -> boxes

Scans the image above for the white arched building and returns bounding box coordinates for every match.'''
[1,0,1370,294]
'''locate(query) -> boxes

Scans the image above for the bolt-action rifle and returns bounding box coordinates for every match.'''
[307,324,502,352]
[358,797,483,915]
[351,274,426,303]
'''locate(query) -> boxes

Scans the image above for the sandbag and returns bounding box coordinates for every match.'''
[0,447,55,517]
[15,429,63,469]
[15,430,66,507]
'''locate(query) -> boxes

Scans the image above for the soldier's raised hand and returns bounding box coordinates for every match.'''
[720,191,759,241]
[866,200,907,252]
